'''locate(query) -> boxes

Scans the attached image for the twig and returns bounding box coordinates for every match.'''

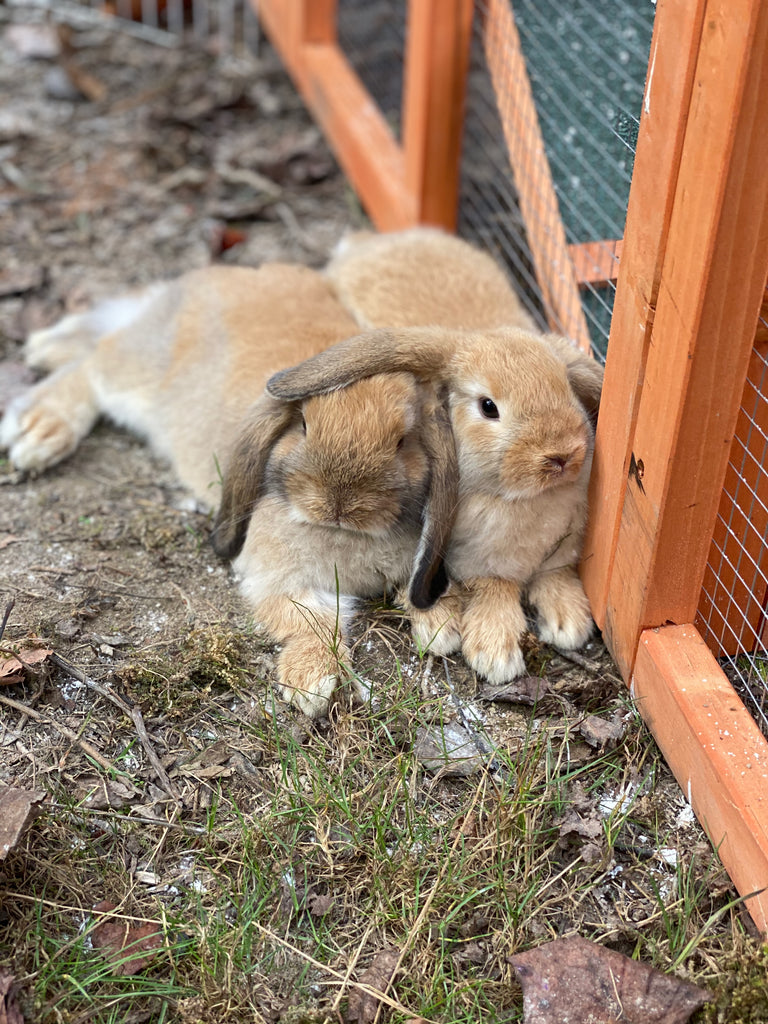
[0,598,14,643]
[0,692,128,779]
[51,653,180,803]
[552,648,604,674]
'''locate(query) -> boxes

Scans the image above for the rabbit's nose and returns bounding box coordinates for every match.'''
[545,455,568,473]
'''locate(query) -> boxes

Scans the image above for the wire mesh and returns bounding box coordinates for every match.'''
[336,0,407,140]
[458,0,656,358]
[698,313,768,738]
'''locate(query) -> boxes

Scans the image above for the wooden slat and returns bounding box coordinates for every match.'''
[602,0,768,679]
[301,0,337,44]
[697,339,768,656]
[257,0,415,230]
[482,0,591,353]
[568,240,622,288]
[402,0,474,230]
[581,0,707,628]
[756,285,768,346]
[633,626,768,934]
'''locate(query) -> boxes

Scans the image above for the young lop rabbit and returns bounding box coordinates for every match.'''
[269,229,604,684]
[0,263,457,717]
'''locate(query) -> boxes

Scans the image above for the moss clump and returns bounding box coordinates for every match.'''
[701,940,768,1023]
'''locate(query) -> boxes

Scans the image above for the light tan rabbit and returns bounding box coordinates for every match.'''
[270,229,603,684]
[1,263,457,717]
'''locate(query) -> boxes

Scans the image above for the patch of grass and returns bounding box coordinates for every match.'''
[0,627,754,1023]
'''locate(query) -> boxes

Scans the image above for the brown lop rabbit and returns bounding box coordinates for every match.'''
[1,263,457,717]
[268,228,604,684]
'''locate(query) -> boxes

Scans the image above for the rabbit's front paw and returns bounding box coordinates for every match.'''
[527,568,593,651]
[410,590,462,656]
[461,578,527,683]
[277,639,351,718]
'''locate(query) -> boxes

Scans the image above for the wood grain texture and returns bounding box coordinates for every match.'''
[600,0,768,678]
[633,625,768,934]
[568,240,622,287]
[402,0,474,230]
[581,0,707,628]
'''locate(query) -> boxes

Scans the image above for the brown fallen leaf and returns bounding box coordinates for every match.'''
[347,948,400,1024]
[0,647,53,687]
[0,786,46,860]
[478,676,551,705]
[580,713,626,749]
[0,969,24,1024]
[511,935,711,1024]
[308,894,334,917]
[91,901,164,977]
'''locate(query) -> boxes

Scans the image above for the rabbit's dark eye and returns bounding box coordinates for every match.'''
[396,436,405,450]
[300,414,307,434]
[480,397,499,420]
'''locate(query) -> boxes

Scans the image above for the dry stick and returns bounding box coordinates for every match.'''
[0,692,126,779]
[329,919,376,1014]
[253,923,433,1023]
[51,653,180,803]
[0,598,15,643]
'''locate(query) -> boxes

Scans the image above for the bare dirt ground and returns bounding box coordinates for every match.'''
[0,8,764,1024]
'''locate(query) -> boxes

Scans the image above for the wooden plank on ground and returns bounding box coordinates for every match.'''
[402,0,474,230]
[633,625,768,934]
[482,0,591,353]
[580,0,707,628]
[601,0,768,678]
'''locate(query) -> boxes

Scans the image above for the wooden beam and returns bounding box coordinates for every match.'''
[402,0,474,230]
[257,0,415,230]
[601,0,768,679]
[300,0,337,44]
[633,626,768,934]
[581,0,707,628]
[482,0,592,353]
[568,240,623,288]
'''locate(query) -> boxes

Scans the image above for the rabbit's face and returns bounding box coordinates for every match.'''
[272,374,430,535]
[449,335,590,500]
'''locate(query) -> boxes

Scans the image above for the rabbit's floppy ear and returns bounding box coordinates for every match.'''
[211,394,296,559]
[409,388,459,610]
[266,327,456,400]
[541,334,604,423]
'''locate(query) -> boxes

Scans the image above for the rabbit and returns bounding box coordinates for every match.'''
[1,263,458,717]
[268,229,604,684]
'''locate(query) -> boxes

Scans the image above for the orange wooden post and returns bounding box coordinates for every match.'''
[481,0,591,353]
[402,0,474,230]
[599,0,768,680]
[633,626,768,933]
[580,0,707,627]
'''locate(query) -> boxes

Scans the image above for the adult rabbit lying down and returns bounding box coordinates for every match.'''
[0,264,457,718]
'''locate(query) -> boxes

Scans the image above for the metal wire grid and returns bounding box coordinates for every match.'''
[13,0,259,53]
[699,328,768,737]
[458,0,655,358]
[336,0,406,140]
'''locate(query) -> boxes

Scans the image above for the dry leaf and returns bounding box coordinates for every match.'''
[580,713,626,749]
[0,786,46,860]
[347,949,399,1024]
[0,969,24,1024]
[308,894,334,917]
[511,935,711,1024]
[478,676,551,705]
[413,722,484,776]
[91,901,164,976]
[0,647,53,686]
